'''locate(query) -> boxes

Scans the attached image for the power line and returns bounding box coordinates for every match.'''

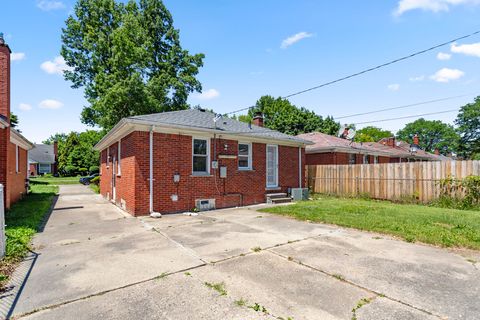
[353,109,458,125]
[283,30,480,99]
[224,29,480,116]
[335,94,471,120]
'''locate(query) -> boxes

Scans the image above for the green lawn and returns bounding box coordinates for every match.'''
[0,183,58,288]
[261,196,480,250]
[29,176,80,185]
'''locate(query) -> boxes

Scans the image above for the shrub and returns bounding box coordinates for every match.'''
[89,165,99,174]
[78,168,88,176]
[435,175,480,210]
[63,165,78,177]
[90,176,100,185]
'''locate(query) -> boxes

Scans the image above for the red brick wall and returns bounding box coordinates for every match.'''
[8,143,28,206]
[0,44,10,207]
[100,131,304,216]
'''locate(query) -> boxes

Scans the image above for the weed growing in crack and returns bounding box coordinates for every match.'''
[184,272,191,276]
[204,282,227,296]
[332,274,345,281]
[351,297,374,320]
[248,303,268,314]
[234,298,247,307]
[251,246,262,252]
[288,256,294,261]
[156,272,168,280]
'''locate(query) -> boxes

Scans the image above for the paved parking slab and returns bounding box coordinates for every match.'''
[10,186,480,319]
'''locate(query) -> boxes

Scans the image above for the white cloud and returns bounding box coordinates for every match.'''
[197,89,220,100]
[40,56,73,75]
[451,42,480,57]
[394,0,480,16]
[18,103,32,111]
[409,75,425,81]
[281,32,314,49]
[36,0,65,11]
[387,84,401,91]
[11,52,26,61]
[436,52,451,60]
[39,99,64,109]
[430,68,465,82]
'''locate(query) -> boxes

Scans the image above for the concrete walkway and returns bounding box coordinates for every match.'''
[8,185,480,319]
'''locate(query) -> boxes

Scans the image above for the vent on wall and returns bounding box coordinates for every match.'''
[195,199,216,211]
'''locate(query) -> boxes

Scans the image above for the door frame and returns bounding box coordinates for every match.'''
[266,144,279,188]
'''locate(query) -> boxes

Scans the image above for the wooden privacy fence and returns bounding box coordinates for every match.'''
[307,160,480,202]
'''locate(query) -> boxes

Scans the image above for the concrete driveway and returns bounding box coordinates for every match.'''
[8,185,480,319]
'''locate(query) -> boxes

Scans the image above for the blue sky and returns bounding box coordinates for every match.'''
[1,0,480,142]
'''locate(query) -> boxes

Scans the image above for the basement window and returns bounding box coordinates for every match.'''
[192,138,210,174]
[238,143,252,170]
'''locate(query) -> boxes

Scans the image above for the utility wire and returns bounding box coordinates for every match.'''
[223,29,480,116]
[335,94,471,120]
[283,30,480,99]
[353,109,458,125]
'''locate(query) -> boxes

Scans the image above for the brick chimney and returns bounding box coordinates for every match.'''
[383,137,396,148]
[0,32,11,208]
[53,141,59,175]
[252,112,264,127]
[413,134,420,146]
[0,32,11,122]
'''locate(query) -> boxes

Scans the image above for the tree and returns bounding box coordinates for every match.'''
[10,113,18,128]
[355,126,393,142]
[247,95,340,136]
[43,133,68,145]
[57,130,104,175]
[396,118,460,155]
[61,0,204,130]
[455,96,480,159]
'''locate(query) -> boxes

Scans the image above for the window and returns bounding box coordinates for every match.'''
[107,147,110,167]
[192,138,210,174]
[238,143,252,170]
[363,155,370,164]
[374,156,379,164]
[117,140,121,176]
[39,163,51,174]
[15,145,19,173]
[348,153,356,164]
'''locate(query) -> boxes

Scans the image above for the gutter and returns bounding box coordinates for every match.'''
[298,147,302,188]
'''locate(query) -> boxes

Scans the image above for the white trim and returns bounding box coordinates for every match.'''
[266,144,279,188]
[15,144,19,173]
[298,147,302,188]
[149,128,154,213]
[192,137,210,175]
[107,147,110,167]
[10,129,34,150]
[238,142,252,170]
[117,139,121,176]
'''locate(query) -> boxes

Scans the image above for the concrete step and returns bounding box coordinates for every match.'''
[266,193,287,199]
[271,197,292,204]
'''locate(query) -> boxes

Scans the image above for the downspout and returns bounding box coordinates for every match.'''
[298,146,302,188]
[149,126,161,217]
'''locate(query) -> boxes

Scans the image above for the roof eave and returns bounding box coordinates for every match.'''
[11,129,34,150]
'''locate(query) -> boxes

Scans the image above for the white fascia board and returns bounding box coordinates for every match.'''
[94,118,309,150]
[306,146,393,157]
[11,129,34,150]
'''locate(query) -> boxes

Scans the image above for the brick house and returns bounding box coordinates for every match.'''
[28,143,58,176]
[298,132,444,166]
[0,34,34,209]
[94,109,311,216]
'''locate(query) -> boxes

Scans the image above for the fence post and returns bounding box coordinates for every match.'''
[0,184,4,259]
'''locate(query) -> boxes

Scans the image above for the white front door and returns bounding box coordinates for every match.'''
[266,145,278,188]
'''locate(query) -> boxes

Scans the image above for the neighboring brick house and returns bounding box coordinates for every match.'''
[28,143,58,176]
[0,34,34,209]
[298,132,444,166]
[94,109,311,216]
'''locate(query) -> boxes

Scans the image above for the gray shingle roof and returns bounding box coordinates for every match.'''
[29,144,55,164]
[128,109,311,144]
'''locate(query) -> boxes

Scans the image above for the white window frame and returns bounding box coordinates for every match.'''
[238,142,252,170]
[363,154,370,164]
[15,145,19,173]
[39,163,52,174]
[117,140,121,176]
[348,153,356,165]
[374,156,379,164]
[192,137,210,175]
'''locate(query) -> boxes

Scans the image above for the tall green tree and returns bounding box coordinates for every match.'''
[396,118,460,155]
[42,133,68,145]
[61,0,204,130]
[248,95,340,136]
[10,113,18,128]
[56,130,104,174]
[355,126,393,142]
[455,96,480,159]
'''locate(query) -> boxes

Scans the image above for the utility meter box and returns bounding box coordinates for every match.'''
[220,166,227,178]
